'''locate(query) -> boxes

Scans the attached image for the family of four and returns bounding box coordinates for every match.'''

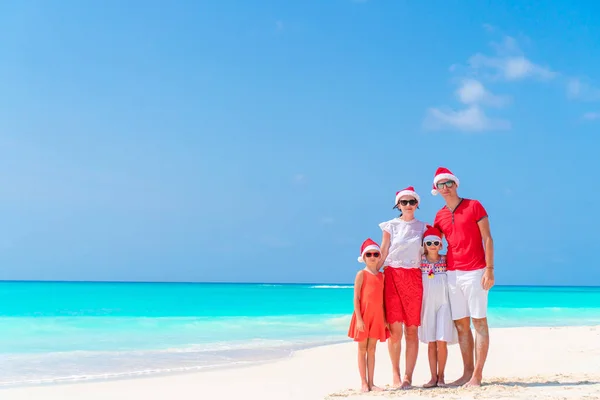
[347,167,495,392]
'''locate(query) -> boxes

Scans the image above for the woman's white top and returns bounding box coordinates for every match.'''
[378,217,427,269]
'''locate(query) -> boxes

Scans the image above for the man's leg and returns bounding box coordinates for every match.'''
[465,318,489,387]
[446,271,473,386]
[449,317,474,386]
[388,322,403,386]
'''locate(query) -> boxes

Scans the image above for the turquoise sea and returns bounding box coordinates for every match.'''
[0,281,599,387]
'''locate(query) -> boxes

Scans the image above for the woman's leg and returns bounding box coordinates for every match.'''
[402,324,419,389]
[436,341,449,386]
[423,342,438,388]
[366,339,382,391]
[388,322,404,386]
[357,340,369,392]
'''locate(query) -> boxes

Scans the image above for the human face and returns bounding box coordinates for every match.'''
[435,180,457,198]
[424,239,442,253]
[397,195,418,216]
[364,251,380,267]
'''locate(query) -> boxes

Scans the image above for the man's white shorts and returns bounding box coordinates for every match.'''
[447,269,489,320]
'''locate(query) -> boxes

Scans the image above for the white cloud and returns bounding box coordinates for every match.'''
[456,79,509,107]
[466,35,556,81]
[424,105,510,132]
[468,54,556,81]
[582,112,600,121]
[567,78,600,101]
[424,33,558,132]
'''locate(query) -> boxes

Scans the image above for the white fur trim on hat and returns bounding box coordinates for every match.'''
[395,190,421,205]
[431,173,460,196]
[423,235,442,243]
[357,244,381,263]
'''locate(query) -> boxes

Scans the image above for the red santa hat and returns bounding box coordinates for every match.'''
[422,225,442,243]
[394,186,421,206]
[431,167,460,195]
[357,238,381,263]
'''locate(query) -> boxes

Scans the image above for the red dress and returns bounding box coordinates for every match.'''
[348,269,389,342]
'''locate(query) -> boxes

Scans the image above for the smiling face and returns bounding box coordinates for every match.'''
[397,195,418,217]
[423,239,442,255]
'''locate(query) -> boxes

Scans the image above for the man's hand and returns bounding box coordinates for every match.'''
[481,268,495,290]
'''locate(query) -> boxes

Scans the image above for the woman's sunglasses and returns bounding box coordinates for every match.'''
[398,199,418,206]
[365,252,380,258]
[425,241,441,247]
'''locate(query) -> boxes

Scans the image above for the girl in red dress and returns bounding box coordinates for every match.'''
[348,238,389,392]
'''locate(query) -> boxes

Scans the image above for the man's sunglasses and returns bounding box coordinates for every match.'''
[425,241,441,247]
[436,180,455,190]
[365,252,380,258]
[398,199,418,206]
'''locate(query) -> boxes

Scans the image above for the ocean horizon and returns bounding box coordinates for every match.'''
[1,281,599,387]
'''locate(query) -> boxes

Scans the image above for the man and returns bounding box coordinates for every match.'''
[431,167,495,387]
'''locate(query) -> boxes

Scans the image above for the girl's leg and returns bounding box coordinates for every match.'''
[358,340,369,392]
[366,339,382,391]
[436,341,449,387]
[423,342,438,388]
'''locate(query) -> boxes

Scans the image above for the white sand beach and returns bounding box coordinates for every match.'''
[2,325,599,400]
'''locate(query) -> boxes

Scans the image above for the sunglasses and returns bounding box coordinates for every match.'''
[436,180,455,190]
[425,241,441,247]
[365,252,380,258]
[398,199,418,206]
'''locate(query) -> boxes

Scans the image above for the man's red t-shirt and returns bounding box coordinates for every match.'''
[433,198,488,272]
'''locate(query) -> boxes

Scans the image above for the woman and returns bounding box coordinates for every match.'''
[378,186,427,390]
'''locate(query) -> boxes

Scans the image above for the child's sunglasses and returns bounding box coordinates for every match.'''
[365,252,380,258]
[425,241,441,247]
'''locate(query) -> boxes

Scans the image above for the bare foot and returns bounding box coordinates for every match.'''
[370,385,384,392]
[423,377,437,388]
[448,373,472,387]
[361,382,370,392]
[437,377,447,387]
[400,379,412,390]
[392,372,401,387]
[463,376,482,387]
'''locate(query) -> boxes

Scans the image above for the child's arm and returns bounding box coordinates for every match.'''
[353,271,365,329]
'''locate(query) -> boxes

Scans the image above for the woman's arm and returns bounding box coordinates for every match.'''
[378,230,391,269]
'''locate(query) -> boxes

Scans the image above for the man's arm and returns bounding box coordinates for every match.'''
[478,216,495,290]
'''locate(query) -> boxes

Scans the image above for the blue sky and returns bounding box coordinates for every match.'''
[1,0,599,286]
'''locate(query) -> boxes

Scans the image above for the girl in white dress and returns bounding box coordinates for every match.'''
[418,225,458,388]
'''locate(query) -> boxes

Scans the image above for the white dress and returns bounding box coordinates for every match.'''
[418,255,458,344]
